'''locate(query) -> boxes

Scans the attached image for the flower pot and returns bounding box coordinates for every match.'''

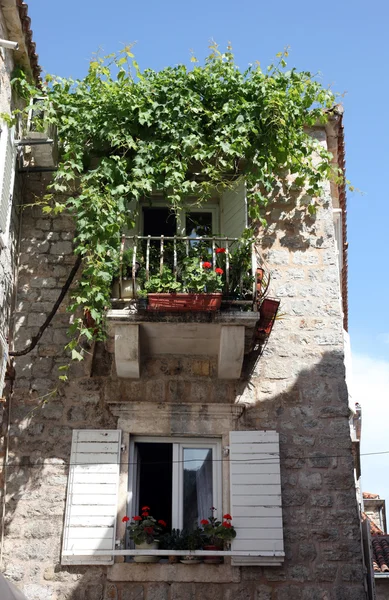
[168,555,179,564]
[134,541,160,563]
[112,278,141,300]
[180,556,202,564]
[203,544,223,564]
[147,293,222,312]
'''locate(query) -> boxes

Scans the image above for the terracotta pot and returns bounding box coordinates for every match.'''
[133,541,160,563]
[147,293,222,312]
[168,555,179,564]
[203,544,223,564]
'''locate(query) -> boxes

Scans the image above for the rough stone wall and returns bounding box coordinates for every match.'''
[2,160,368,600]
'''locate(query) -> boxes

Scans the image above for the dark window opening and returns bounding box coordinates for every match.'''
[143,208,177,237]
[136,442,173,530]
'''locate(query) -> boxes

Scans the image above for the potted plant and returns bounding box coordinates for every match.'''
[160,528,185,564]
[112,248,144,300]
[180,528,204,564]
[123,507,167,563]
[200,508,236,564]
[145,259,224,312]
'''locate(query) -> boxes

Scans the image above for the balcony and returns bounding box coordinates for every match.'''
[106,235,272,380]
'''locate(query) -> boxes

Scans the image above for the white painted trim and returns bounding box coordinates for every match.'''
[0,331,8,397]
[63,549,285,558]
[128,436,222,531]
[0,123,16,249]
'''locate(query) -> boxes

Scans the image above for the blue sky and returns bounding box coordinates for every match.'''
[27,0,389,504]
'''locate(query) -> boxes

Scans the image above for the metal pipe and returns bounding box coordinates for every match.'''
[0,39,19,51]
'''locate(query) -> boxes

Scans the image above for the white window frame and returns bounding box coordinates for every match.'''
[177,205,220,236]
[137,200,220,237]
[0,122,16,249]
[128,436,222,530]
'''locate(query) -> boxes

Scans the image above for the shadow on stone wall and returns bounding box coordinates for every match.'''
[1,349,368,600]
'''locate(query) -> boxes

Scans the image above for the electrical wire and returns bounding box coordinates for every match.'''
[3,449,389,469]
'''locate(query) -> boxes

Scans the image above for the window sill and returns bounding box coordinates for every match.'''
[107,562,241,583]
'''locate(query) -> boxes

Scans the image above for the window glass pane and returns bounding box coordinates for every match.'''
[183,448,213,530]
[186,212,213,238]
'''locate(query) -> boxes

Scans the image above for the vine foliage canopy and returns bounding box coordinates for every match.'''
[11,44,337,367]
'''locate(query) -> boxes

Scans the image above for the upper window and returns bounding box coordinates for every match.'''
[128,436,222,532]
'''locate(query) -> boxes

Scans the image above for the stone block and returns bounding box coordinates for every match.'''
[255,585,272,600]
[171,583,194,600]
[223,585,254,600]
[195,584,223,600]
[146,583,169,600]
[50,241,73,255]
[121,584,144,600]
[23,583,54,600]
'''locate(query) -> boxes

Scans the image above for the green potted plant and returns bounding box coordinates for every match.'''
[180,528,204,564]
[200,508,236,564]
[123,507,167,563]
[112,248,144,300]
[145,259,224,312]
[160,528,185,564]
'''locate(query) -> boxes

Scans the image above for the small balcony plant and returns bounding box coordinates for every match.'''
[145,258,224,312]
[200,507,236,564]
[123,507,167,563]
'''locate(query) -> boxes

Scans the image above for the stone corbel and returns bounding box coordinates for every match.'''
[114,324,140,378]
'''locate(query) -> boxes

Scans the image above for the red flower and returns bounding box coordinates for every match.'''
[158,520,167,527]
[202,262,212,269]
[222,521,232,528]
[142,512,149,517]
[216,248,226,254]
[133,516,142,521]
[215,268,224,275]
[141,506,150,511]
[122,516,130,523]
[223,514,232,520]
[200,519,210,525]
[144,526,154,534]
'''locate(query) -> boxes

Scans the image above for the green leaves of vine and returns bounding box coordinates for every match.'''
[13,44,339,370]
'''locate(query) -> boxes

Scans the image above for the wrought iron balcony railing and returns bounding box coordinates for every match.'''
[113,234,258,307]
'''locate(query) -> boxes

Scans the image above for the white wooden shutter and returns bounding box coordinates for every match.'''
[0,332,8,398]
[61,429,122,565]
[0,123,16,248]
[230,430,284,566]
[220,180,247,238]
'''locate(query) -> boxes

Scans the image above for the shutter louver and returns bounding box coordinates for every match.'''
[0,332,8,398]
[0,123,16,248]
[61,429,122,565]
[221,180,247,239]
[230,430,284,566]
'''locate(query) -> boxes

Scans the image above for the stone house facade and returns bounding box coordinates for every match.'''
[0,11,369,600]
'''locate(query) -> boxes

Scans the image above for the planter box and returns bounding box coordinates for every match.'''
[147,293,222,312]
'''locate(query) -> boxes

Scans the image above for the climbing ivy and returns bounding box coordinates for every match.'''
[10,44,338,373]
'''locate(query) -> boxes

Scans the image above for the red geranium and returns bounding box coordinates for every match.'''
[223,514,232,520]
[144,526,154,535]
[216,248,226,254]
[202,261,212,269]
[222,521,232,528]
[200,519,210,525]
[142,511,149,517]
[215,268,224,275]
[122,516,130,523]
[133,516,142,521]
[141,506,150,511]
[158,520,167,527]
